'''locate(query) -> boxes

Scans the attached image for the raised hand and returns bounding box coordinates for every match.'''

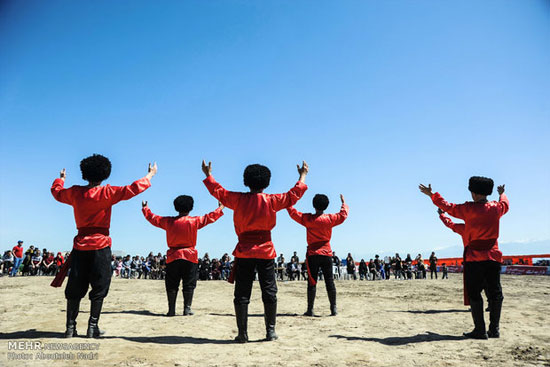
[340,194,345,204]
[437,208,444,215]
[60,168,66,180]
[418,183,433,197]
[497,184,505,195]
[142,200,148,208]
[297,161,308,183]
[202,160,212,177]
[218,201,224,210]
[146,162,158,180]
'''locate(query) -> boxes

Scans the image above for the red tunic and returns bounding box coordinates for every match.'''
[203,175,307,259]
[439,213,465,238]
[287,203,349,257]
[431,192,509,263]
[12,245,24,258]
[142,206,224,264]
[51,177,151,251]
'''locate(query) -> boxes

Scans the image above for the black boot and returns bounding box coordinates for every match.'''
[234,303,248,343]
[86,299,105,338]
[304,287,316,316]
[183,291,194,316]
[463,299,488,339]
[264,302,278,341]
[328,289,338,316]
[166,290,177,317]
[487,299,502,338]
[65,299,80,338]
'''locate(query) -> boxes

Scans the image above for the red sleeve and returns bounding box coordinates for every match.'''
[142,206,167,229]
[269,182,308,212]
[203,175,240,209]
[328,203,349,226]
[107,177,151,205]
[498,193,509,217]
[286,206,305,225]
[197,207,224,229]
[431,192,467,220]
[51,178,72,205]
[439,213,465,235]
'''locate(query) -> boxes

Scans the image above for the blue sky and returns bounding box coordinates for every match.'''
[1,1,549,260]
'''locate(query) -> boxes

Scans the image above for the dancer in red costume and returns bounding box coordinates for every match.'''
[202,160,308,342]
[142,196,224,316]
[420,177,508,339]
[287,194,348,316]
[51,154,157,338]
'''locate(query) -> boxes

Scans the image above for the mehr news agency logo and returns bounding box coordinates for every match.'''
[7,341,100,361]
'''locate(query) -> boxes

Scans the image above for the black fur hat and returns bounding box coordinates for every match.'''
[312,194,329,211]
[174,195,194,213]
[243,164,271,190]
[468,176,494,196]
[80,154,112,182]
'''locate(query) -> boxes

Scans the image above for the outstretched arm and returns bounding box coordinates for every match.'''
[419,183,466,219]
[108,163,156,204]
[202,161,240,209]
[286,206,305,225]
[197,202,225,229]
[271,161,309,211]
[438,209,465,235]
[51,168,72,204]
[497,185,509,216]
[141,201,168,229]
[329,194,349,226]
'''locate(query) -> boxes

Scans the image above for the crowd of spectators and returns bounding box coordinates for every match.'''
[6,241,546,281]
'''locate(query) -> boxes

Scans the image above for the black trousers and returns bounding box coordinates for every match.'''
[165,259,197,292]
[307,255,336,292]
[65,247,112,301]
[234,258,277,305]
[464,261,503,303]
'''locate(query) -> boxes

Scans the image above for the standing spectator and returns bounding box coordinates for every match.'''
[393,253,403,279]
[276,254,285,281]
[384,259,391,280]
[441,263,449,279]
[332,252,341,279]
[346,253,356,280]
[429,252,438,279]
[368,259,377,280]
[358,259,368,280]
[10,241,24,277]
[291,251,300,264]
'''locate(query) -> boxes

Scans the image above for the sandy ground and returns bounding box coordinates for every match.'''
[1,273,549,367]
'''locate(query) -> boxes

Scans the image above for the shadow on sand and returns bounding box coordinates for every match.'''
[390,309,470,314]
[330,332,464,346]
[208,312,299,317]
[0,329,262,344]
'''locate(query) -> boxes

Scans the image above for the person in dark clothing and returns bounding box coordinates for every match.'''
[358,260,368,280]
[429,252,438,279]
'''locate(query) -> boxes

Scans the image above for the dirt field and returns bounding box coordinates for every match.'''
[1,273,549,367]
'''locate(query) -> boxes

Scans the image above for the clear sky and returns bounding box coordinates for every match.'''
[1,1,549,260]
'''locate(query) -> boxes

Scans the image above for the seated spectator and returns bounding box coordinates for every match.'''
[1,250,14,275]
[41,252,56,275]
[122,255,132,278]
[211,259,221,280]
[30,249,42,276]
